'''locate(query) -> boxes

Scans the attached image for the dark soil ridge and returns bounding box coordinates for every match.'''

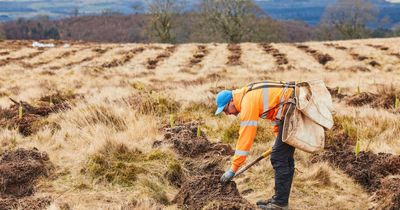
[101,47,145,68]
[0,50,46,67]
[147,46,177,69]
[260,43,289,69]
[327,87,399,111]
[323,43,348,50]
[0,95,74,136]
[162,123,255,210]
[296,44,333,65]
[189,45,209,67]
[312,123,400,209]
[0,148,53,210]
[227,44,242,66]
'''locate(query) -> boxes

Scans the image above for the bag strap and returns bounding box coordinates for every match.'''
[239,81,296,118]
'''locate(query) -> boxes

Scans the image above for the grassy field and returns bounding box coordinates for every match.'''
[0,38,399,209]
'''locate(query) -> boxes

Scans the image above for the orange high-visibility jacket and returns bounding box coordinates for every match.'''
[230,82,294,172]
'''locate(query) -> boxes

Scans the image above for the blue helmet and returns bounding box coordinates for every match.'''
[215,90,232,115]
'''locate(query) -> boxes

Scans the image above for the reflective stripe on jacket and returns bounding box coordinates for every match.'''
[230,82,293,172]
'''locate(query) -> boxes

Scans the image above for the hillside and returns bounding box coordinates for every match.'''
[0,38,399,209]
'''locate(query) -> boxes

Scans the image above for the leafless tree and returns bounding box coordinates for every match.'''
[200,0,260,43]
[147,0,186,43]
[321,0,378,39]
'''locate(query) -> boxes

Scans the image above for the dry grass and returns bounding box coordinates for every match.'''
[0,38,399,209]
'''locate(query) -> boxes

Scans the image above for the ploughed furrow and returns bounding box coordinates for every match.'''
[18,47,81,69]
[366,44,400,60]
[188,45,209,67]
[159,123,255,210]
[226,44,242,66]
[324,43,382,68]
[0,51,10,56]
[48,47,103,70]
[323,43,348,50]
[100,47,145,68]
[0,50,46,67]
[146,46,176,70]
[260,43,289,67]
[296,44,333,65]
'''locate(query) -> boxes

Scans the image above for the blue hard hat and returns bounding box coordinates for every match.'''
[215,90,232,115]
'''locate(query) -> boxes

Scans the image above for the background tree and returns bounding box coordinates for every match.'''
[199,0,260,43]
[321,0,378,39]
[147,0,185,43]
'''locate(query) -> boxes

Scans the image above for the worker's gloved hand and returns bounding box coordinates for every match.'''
[220,169,235,183]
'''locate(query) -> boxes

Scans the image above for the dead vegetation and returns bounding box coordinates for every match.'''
[227,44,242,66]
[312,116,400,209]
[146,46,176,69]
[296,44,333,65]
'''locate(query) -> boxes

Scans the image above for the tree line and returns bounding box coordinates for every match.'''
[0,0,399,43]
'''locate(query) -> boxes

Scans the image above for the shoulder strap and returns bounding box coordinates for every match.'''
[240,81,296,118]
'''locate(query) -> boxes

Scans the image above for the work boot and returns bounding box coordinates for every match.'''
[256,195,277,206]
[258,202,289,210]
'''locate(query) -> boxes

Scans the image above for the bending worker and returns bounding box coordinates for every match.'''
[215,81,295,210]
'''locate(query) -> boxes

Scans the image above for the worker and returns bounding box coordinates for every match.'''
[216,81,295,210]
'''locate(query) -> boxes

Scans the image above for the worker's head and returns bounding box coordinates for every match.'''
[215,90,239,116]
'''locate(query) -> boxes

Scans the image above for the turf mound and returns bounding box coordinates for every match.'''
[163,123,255,209]
[0,97,71,136]
[0,148,52,198]
[345,88,399,110]
[174,175,254,210]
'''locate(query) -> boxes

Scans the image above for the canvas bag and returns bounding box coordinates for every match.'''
[281,80,333,153]
[295,80,334,129]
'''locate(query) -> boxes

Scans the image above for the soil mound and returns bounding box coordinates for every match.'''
[0,148,52,198]
[174,175,254,210]
[0,98,70,136]
[227,44,242,66]
[327,87,348,100]
[346,89,399,110]
[163,123,255,209]
[164,125,233,158]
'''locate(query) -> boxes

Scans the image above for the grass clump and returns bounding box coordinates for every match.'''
[128,91,180,116]
[83,105,127,131]
[86,141,145,186]
[86,141,182,188]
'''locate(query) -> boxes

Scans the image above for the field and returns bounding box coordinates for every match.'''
[0,38,399,210]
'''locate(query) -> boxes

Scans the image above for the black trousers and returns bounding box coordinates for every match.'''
[270,119,295,205]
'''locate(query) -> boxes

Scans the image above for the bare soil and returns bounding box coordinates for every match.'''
[0,196,52,210]
[161,123,255,210]
[0,148,52,197]
[189,45,209,67]
[227,44,242,66]
[324,43,348,50]
[147,46,176,69]
[296,45,333,65]
[0,95,74,136]
[345,90,399,110]
[101,47,145,68]
[366,44,389,51]
[260,44,289,68]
